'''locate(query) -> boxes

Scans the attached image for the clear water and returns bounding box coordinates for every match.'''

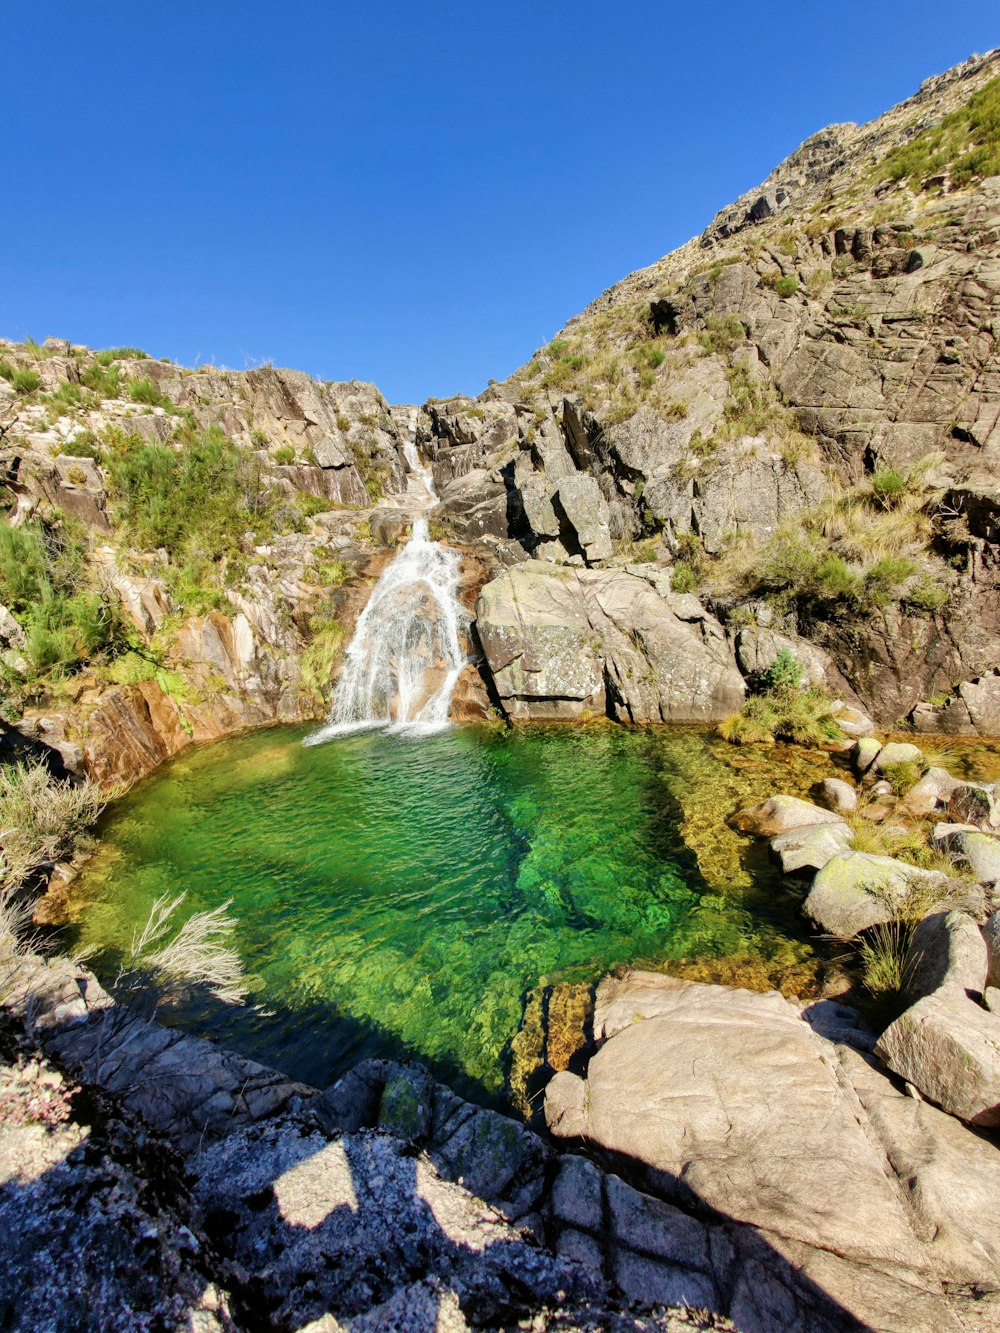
[67,723,831,1102]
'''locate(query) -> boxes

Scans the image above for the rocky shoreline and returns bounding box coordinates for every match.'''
[4,887,1000,1331]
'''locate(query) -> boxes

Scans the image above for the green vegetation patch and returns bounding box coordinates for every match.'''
[0,516,116,690]
[877,76,1000,189]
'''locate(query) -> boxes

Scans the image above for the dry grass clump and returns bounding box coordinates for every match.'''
[0,761,105,895]
[719,647,844,747]
[709,453,950,620]
[114,892,248,1011]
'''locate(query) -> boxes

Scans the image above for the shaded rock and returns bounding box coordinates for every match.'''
[729,794,843,838]
[948,782,1000,831]
[803,852,945,939]
[550,1155,604,1233]
[986,911,1000,988]
[553,473,613,563]
[933,824,1000,883]
[816,777,857,815]
[190,1118,592,1333]
[0,1055,234,1333]
[313,1058,549,1223]
[734,626,843,693]
[905,909,988,999]
[769,821,854,874]
[875,991,1000,1127]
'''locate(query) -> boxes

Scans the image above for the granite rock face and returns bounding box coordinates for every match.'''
[475,561,745,722]
[545,971,1000,1333]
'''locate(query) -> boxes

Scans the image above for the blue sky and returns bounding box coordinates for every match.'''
[3,3,997,403]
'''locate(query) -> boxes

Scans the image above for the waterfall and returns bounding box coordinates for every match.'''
[304,422,466,744]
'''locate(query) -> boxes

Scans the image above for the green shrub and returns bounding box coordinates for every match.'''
[773,275,798,298]
[0,518,113,680]
[80,361,121,399]
[634,343,666,370]
[128,377,169,407]
[904,576,948,614]
[0,360,14,382]
[12,369,40,395]
[45,381,83,413]
[878,76,1000,189]
[879,759,925,796]
[57,431,103,462]
[95,347,148,364]
[104,427,274,607]
[869,468,908,509]
[272,445,295,465]
[698,315,745,355]
[756,646,803,693]
[668,563,696,592]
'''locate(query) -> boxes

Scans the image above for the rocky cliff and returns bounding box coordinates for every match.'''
[3,49,1000,777]
[424,49,1000,730]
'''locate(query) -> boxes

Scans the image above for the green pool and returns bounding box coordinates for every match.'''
[66,722,832,1102]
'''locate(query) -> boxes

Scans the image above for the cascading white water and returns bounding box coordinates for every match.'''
[304,423,466,744]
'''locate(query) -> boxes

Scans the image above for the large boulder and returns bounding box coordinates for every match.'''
[475,562,744,722]
[875,909,1000,1128]
[905,909,988,999]
[803,852,945,939]
[769,821,853,874]
[816,777,857,815]
[948,782,1000,831]
[933,824,1000,884]
[545,972,1000,1331]
[876,992,1000,1128]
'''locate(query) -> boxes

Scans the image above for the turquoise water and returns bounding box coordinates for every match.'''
[68,722,823,1100]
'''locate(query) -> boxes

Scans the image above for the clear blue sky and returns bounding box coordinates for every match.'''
[2,4,997,403]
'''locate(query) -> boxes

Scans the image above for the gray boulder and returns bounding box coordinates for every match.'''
[905,910,988,999]
[875,992,1000,1128]
[803,852,945,939]
[872,740,924,771]
[876,908,1000,1128]
[816,776,857,815]
[769,821,854,874]
[906,766,961,816]
[948,782,1000,831]
[545,972,1000,1331]
[475,562,744,722]
[986,911,1000,988]
[933,823,1000,884]
[852,736,882,774]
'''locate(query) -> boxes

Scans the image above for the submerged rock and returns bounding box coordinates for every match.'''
[729,794,843,838]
